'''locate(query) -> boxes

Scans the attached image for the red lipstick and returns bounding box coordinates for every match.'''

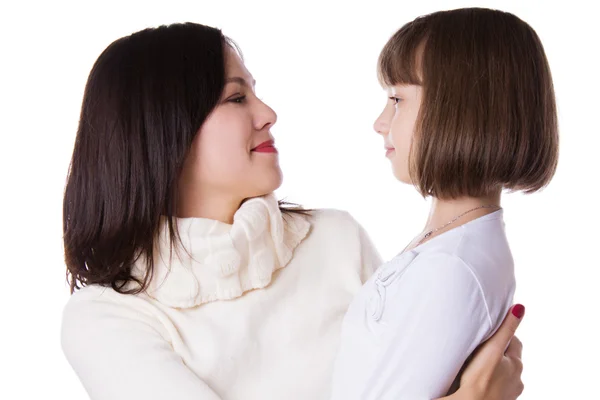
[252,140,278,153]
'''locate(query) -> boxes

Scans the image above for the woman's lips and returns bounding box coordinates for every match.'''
[252,140,278,153]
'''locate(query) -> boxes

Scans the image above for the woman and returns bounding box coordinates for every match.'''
[61,22,524,400]
[331,7,556,399]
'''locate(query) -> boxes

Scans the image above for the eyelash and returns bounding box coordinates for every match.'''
[389,96,402,105]
[229,95,247,104]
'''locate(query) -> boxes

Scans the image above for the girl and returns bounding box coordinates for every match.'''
[331,7,557,400]
[61,22,524,400]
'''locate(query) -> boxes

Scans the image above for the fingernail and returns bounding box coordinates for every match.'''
[512,304,525,319]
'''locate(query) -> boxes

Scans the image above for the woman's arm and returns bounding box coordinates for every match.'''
[61,291,222,400]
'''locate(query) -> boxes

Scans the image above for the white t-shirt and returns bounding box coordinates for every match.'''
[61,195,383,400]
[330,210,515,400]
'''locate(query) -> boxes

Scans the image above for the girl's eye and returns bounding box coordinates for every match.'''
[389,96,402,105]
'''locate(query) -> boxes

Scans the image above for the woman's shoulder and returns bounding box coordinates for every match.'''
[63,283,164,317]
[62,285,165,339]
[63,284,113,312]
[308,208,362,232]
[303,208,374,247]
[294,209,383,279]
[64,284,132,309]
[61,285,171,363]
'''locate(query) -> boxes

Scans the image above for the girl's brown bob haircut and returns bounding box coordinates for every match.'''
[378,8,558,199]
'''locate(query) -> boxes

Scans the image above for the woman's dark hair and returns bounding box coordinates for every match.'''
[64,22,307,295]
[378,8,559,199]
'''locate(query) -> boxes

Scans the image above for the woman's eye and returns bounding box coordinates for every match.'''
[229,95,247,104]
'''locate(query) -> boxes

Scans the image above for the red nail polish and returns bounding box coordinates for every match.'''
[512,304,525,319]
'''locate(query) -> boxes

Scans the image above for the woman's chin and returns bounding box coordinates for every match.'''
[248,171,283,199]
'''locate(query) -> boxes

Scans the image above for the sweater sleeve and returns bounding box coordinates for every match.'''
[362,253,492,400]
[61,290,222,400]
[357,222,384,283]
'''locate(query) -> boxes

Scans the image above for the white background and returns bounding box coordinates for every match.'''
[1,0,598,398]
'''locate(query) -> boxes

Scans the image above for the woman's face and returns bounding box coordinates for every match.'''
[373,84,422,184]
[180,46,281,211]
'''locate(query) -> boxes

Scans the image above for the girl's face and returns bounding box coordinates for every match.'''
[373,84,422,184]
[180,46,282,209]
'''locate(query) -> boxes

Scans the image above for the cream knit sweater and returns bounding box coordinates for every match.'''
[62,194,382,400]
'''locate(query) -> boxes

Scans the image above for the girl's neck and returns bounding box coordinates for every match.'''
[406,191,502,252]
[426,192,501,232]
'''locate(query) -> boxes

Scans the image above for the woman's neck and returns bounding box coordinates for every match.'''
[176,185,242,224]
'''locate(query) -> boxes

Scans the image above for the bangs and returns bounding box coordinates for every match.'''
[377,19,429,87]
